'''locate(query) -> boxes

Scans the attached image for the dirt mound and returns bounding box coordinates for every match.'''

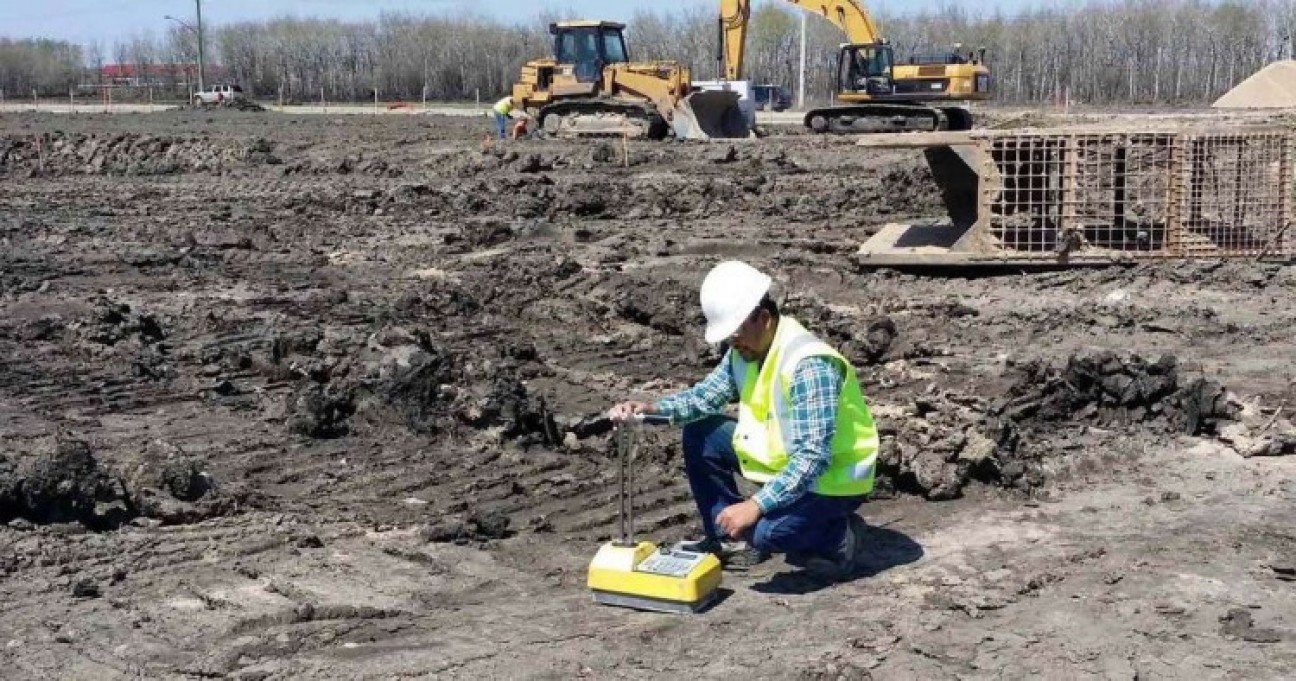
[0,453,19,520]
[188,99,266,112]
[420,508,512,545]
[1214,60,1296,108]
[122,440,213,502]
[76,299,166,347]
[874,398,1011,500]
[789,299,900,366]
[994,351,1238,435]
[0,132,280,177]
[871,351,1241,500]
[375,344,458,434]
[121,440,234,525]
[606,274,704,337]
[1,438,133,530]
[281,153,402,177]
[226,99,266,112]
[368,154,919,224]
[288,384,357,438]
[284,329,559,446]
[0,437,237,530]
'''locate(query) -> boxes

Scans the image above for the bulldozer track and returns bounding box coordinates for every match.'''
[539,101,668,141]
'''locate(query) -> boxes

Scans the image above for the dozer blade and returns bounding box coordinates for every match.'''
[672,91,750,140]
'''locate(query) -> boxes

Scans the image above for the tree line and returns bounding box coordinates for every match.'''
[0,38,83,98]
[2,0,1294,105]
[635,0,1296,105]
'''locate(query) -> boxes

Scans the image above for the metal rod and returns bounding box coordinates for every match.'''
[616,424,631,546]
[614,415,669,547]
[617,426,625,544]
[626,424,635,544]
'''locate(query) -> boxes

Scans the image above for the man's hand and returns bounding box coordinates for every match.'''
[607,401,657,422]
[716,500,762,539]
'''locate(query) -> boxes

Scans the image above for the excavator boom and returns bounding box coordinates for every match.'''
[720,0,882,81]
[719,0,748,83]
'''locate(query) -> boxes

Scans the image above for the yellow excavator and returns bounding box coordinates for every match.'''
[719,0,992,133]
[510,20,750,140]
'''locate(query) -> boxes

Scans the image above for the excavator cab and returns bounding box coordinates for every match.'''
[551,22,629,83]
[839,43,896,95]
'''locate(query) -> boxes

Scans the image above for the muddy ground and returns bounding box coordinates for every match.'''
[2,109,1296,679]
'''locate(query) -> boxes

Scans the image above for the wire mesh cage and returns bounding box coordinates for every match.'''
[984,131,1294,259]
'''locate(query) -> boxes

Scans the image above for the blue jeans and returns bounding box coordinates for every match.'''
[682,416,865,557]
[493,112,509,139]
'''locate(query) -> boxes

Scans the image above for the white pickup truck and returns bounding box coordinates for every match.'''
[193,84,246,105]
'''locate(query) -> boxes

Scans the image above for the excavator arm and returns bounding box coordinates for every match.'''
[719,0,749,82]
[719,0,883,81]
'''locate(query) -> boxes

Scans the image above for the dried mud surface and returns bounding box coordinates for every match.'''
[2,110,1296,679]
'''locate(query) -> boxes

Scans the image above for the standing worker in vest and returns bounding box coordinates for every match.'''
[492,95,514,140]
[608,261,879,581]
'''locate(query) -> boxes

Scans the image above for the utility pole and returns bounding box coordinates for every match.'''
[797,12,806,109]
[195,0,206,93]
[166,6,205,93]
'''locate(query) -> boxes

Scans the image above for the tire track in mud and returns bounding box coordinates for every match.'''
[173,538,636,680]
[288,432,697,541]
[0,354,196,423]
[0,516,292,617]
[0,518,429,679]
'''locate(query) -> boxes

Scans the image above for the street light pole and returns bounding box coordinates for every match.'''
[165,3,205,94]
[195,0,205,93]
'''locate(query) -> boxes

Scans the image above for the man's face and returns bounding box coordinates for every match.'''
[728,308,774,362]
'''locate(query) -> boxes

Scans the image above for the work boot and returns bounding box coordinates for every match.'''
[804,514,867,582]
[676,537,769,571]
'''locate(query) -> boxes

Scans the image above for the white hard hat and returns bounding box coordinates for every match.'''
[699,261,772,344]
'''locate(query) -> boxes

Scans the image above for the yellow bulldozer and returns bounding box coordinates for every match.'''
[510,20,751,140]
[720,0,992,132]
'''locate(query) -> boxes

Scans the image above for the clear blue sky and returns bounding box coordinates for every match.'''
[2,0,1040,48]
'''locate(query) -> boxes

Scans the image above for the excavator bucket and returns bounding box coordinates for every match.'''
[672,90,751,140]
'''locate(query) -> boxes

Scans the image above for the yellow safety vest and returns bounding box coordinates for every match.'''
[731,316,878,496]
[493,96,513,115]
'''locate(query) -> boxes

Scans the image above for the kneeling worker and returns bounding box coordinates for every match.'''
[608,260,878,580]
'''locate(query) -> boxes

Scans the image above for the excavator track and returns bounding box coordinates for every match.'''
[803,104,974,134]
[539,100,669,140]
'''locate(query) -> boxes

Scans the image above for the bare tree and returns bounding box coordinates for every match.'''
[0,39,83,96]
[5,1,1286,104]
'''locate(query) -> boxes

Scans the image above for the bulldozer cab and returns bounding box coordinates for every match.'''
[551,21,630,83]
[838,43,895,96]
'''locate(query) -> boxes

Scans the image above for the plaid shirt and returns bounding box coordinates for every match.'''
[654,352,844,513]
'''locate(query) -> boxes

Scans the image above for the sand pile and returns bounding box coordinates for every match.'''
[1214,60,1296,108]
